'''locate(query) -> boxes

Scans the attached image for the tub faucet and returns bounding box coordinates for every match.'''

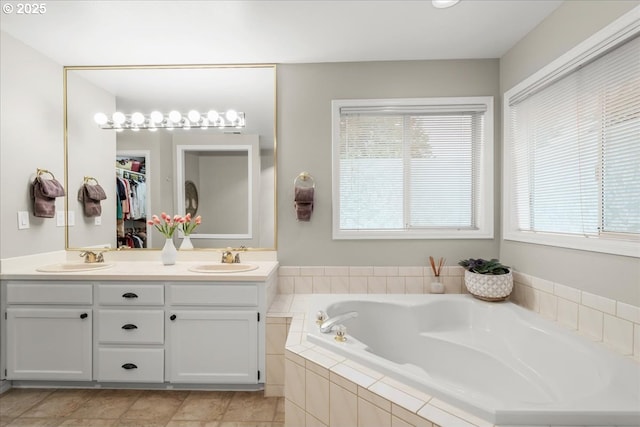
[319,311,358,333]
[79,251,104,263]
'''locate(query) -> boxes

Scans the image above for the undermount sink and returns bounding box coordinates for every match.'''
[36,263,115,273]
[189,263,258,273]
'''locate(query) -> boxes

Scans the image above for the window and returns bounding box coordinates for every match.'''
[504,13,639,257]
[332,97,494,239]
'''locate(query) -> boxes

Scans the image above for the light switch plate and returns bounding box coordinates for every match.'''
[56,211,65,227]
[94,216,102,225]
[68,210,75,226]
[17,211,30,229]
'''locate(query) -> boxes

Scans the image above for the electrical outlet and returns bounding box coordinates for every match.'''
[94,216,102,226]
[17,211,30,229]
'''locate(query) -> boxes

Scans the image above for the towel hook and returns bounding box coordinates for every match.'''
[294,171,315,188]
[84,176,99,185]
[37,168,55,179]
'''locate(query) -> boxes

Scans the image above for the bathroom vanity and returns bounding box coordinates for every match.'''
[0,260,278,391]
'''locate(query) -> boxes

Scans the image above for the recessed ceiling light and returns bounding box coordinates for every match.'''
[432,0,460,9]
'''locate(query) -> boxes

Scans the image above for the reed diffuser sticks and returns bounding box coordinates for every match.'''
[429,256,445,277]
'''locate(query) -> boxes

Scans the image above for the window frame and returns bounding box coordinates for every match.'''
[502,8,640,258]
[331,96,494,240]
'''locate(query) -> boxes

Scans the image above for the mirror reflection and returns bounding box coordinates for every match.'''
[64,65,276,250]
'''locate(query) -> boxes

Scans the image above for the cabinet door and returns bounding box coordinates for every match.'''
[168,310,258,384]
[6,308,92,381]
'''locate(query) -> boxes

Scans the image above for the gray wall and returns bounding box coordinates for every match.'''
[277,60,501,266]
[499,1,640,305]
[0,32,65,259]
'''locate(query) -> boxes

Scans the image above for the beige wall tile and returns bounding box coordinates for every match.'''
[603,314,633,355]
[265,385,285,397]
[358,397,391,427]
[285,358,306,409]
[392,404,434,427]
[325,266,350,276]
[313,276,331,293]
[267,323,287,355]
[329,369,358,394]
[349,277,368,293]
[556,298,578,330]
[387,277,406,294]
[279,267,300,276]
[553,283,580,303]
[306,413,328,427]
[330,382,358,427]
[405,277,425,294]
[617,301,640,323]
[374,266,399,277]
[399,266,424,277]
[581,291,616,315]
[417,404,476,427]
[330,276,350,294]
[538,291,557,320]
[278,276,295,294]
[305,370,330,425]
[368,276,387,293]
[350,267,374,276]
[267,354,285,385]
[295,276,313,294]
[301,267,326,276]
[578,305,604,341]
[285,399,306,427]
[358,386,391,412]
[369,382,424,413]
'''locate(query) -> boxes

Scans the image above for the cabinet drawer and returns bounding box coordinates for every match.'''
[98,310,164,344]
[97,348,164,383]
[169,284,258,306]
[98,284,164,305]
[7,282,92,305]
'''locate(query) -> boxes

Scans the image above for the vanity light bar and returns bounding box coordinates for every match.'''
[93,110,245,131]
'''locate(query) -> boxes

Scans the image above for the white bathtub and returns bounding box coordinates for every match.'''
[306,294,640,426]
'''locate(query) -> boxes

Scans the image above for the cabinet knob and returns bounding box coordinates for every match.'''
[80,313,88,319]
[121,363,138,370]
[121,324,138,330]
[170,314,177,321]
[122,292,138,299]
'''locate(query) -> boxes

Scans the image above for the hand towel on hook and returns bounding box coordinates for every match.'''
[294,172,315,221]
[30,171,66,218]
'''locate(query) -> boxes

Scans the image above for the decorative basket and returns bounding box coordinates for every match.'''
[464,270,513,302]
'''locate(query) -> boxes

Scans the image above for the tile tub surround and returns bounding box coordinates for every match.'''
[276,266,640,362]
[271,269,640,427]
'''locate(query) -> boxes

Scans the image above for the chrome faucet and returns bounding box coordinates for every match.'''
[79,251,104,263]
[319,311,358,333]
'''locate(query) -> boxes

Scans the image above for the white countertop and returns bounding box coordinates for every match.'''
[1,260,279,282]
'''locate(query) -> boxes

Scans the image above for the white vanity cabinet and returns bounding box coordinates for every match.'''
[5,282,93,381]
[95,283,165,383]
[166,283,264,384]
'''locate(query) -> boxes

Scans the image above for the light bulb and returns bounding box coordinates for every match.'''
[94,112,108,125]
[207,110,219,122]
[432,0,459,8]
[131,112,145,125]
[150,111,164,124]
[169,110,182,123]
[188,110,201,123]
[225,109,238,122]
[112,112,126,125]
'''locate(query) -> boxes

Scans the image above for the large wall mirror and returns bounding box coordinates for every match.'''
[64,65,276,250]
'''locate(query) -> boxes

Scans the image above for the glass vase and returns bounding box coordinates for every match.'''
[161,238,177,265]
[180,235,194,250]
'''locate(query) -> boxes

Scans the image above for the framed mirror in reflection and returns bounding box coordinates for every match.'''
[64,64,276,250]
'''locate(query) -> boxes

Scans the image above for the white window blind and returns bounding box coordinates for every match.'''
[505,26,640,256]
[332,98,493,239]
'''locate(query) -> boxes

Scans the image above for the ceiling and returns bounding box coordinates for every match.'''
[1,0,564,65]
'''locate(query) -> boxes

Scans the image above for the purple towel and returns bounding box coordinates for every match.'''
[294,186,314,202]
[78,183,107,217]
[31,176,66,218]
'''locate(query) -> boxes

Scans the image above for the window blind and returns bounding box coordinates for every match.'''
[509,35,640,238]
[338,107,484,232]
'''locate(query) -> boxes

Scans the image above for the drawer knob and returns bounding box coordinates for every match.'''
[170,314,177,321]
[121,324,138,330]
[121,363,138,370]
[80,313,88,319]
[122,292,139,299]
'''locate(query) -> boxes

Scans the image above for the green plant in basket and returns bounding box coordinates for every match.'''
[458,258,510,275]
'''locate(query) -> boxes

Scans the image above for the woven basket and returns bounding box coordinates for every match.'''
[464,270,513,302]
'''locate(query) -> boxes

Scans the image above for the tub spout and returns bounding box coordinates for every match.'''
[319,311,358,333]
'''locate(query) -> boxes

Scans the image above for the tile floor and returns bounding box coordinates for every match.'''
[0,388,284,427]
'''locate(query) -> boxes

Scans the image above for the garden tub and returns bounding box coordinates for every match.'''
[306,294,640,426]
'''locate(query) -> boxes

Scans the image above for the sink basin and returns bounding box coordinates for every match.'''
[189,263,258,273]
[36,263,114,273]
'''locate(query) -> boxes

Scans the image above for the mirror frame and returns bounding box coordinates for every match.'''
[63,63,278,251]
